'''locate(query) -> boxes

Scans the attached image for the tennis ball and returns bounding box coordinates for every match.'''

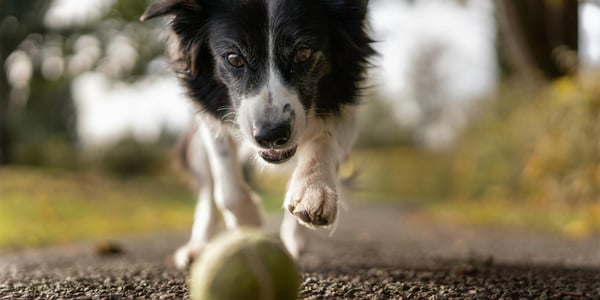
[189,229,301,300]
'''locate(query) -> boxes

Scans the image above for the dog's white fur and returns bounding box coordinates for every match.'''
[174,100,358,269]
[238,68,306,153]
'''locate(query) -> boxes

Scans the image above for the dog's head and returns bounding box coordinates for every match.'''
[142,0,373,164]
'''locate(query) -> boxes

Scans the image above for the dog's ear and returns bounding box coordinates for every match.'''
[140,0,202,21]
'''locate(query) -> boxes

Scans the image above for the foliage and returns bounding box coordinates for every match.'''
[1,0,166,165]
[347,74,600,237]
[355,95,415,148]
[448,75,599,205]
[12,137,80,169]
[97,136,168,178]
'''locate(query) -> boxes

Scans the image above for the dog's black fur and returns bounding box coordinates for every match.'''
[142,0,373,120]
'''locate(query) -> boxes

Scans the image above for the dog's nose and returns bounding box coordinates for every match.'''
[253,122,291,149]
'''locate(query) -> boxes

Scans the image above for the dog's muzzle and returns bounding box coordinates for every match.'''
[253,122,297,163]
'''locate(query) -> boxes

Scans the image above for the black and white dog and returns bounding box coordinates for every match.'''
[141,0,373,268]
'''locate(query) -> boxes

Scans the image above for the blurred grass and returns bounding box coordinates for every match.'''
[0,147,450,250]
[0,167,195,250]
[0,165,286,250]
[428,199,600,239]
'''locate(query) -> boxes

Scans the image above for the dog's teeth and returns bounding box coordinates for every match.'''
[259,146,297,164]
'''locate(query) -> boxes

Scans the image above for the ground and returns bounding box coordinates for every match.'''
[1,203,600,299]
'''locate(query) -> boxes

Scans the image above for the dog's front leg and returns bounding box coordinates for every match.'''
[285,138,339,230]
[174,118,262,269]
[282,108,358,257]
[284,128,342,228]
[198,118,263,229]
[281,131,339,258]
[174,127,219,269]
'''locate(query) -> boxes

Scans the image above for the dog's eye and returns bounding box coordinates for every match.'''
[293,48,312,64]
[227,53,245,68]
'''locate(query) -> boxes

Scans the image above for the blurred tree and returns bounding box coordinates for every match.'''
[0,0,166,166]
[496,0,579,80]
[0,1,50,164]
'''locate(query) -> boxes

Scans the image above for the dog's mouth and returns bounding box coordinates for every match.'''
[258,146,297,164]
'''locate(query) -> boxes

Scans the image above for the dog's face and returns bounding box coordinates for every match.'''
[142,0,372,164]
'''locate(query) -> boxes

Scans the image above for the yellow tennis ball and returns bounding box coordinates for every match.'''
[189,229,301,300]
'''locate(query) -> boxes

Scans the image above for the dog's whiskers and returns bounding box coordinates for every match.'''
[252,155,268,173]
[217,107,239,126]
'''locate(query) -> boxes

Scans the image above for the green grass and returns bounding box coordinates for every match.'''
[424,199,600,239]
[0,167,196,249]
[347,147,452,202]
[0,166,290,250]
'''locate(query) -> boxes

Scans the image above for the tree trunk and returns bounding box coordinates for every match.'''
[496,0,579,80]
[0,50,12,165]
[0,0,50,165]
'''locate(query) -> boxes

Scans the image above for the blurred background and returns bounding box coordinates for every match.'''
[0,0,599,250]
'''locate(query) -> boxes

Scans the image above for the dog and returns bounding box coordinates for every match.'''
[141,0,373,269]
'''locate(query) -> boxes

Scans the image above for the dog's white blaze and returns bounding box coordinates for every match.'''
[237,89,266,146]
[269,68,306,144]
[237,68,306,151]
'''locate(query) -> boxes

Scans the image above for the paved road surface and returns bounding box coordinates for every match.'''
[2,204,600,299]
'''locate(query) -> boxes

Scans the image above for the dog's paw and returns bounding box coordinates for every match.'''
[173,241,206,270]
[285,180,338,228]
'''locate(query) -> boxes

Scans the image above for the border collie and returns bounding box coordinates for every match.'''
[141,0,373,268]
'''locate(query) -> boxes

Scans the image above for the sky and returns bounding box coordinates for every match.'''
[43,0,600,148]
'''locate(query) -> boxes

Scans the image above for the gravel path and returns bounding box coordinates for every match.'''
[2,203,600,299]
